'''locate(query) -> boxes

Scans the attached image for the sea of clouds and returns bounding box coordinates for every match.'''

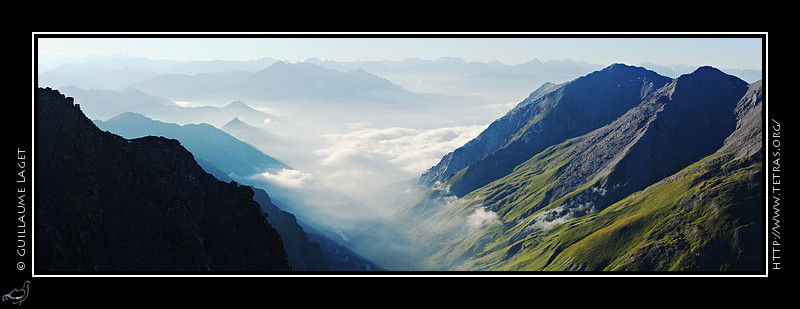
[255,123,488,200]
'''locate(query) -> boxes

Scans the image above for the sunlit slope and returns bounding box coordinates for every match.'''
[455,147,761,271]
[377,67,762,271]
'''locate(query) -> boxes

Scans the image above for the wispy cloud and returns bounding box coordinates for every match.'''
[252,168,316,189]
[484,102,518,111]
[526,202,597,232]
[466,206,501,229]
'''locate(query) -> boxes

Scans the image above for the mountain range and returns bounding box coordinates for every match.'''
[57,86,275,127]
[117,61,451,109]
[39,56,762,107]
[348,64,763,272]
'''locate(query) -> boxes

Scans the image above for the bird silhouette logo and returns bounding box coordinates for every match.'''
[2,281,29,305]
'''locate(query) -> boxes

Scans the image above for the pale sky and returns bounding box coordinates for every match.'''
[34,34,765,70]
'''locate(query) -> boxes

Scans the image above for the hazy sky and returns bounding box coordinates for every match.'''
[35,34,765,70]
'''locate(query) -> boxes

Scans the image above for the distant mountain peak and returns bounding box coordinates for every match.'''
[223,117,247,127]
[225,100,250,109]
[533,81,559,92]
[262,60,317,71]
[435,57,467,63]
[106,111,149,122]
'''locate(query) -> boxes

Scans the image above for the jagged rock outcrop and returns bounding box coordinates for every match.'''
[35,87,291,272]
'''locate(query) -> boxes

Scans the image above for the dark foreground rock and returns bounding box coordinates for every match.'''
[35,87,291,272]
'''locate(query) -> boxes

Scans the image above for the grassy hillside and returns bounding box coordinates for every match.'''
[447,148,761,271]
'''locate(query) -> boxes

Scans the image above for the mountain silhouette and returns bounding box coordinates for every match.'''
[36,87,291,272]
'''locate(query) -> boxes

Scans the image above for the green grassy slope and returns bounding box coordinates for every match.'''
[490,150,762,271]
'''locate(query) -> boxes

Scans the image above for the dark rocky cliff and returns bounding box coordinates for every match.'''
[35,87,291,272]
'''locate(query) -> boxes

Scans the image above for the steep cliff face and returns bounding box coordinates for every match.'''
[35,87,291,272]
